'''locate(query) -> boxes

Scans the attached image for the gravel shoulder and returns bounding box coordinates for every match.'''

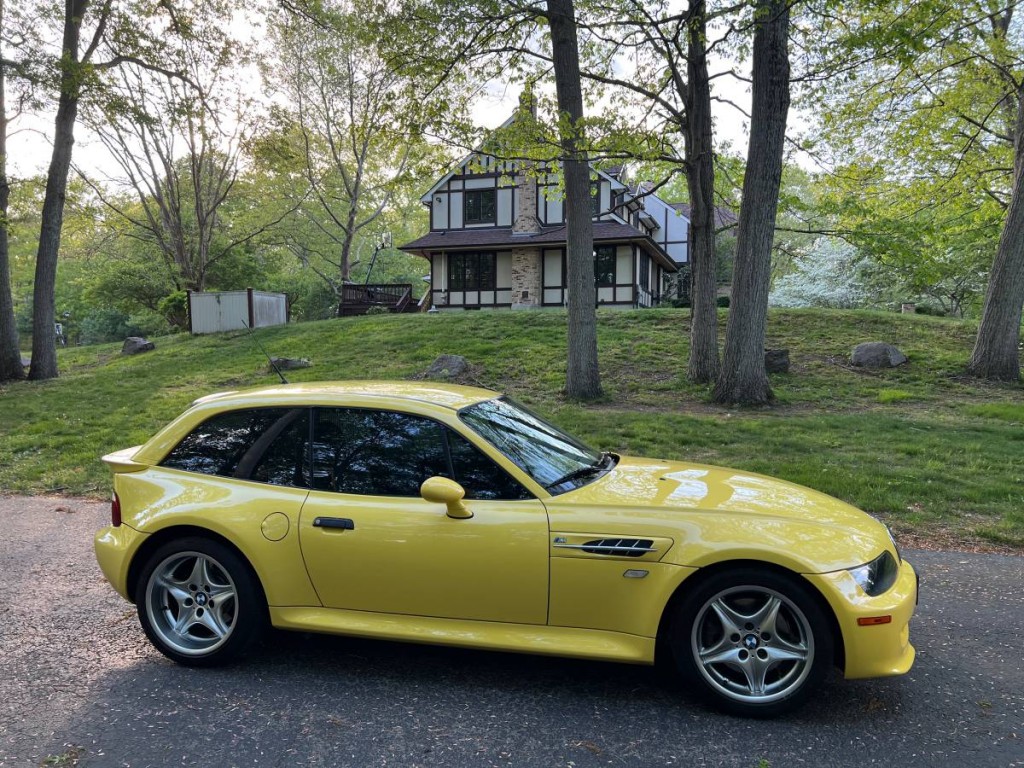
[1,495,1021,768]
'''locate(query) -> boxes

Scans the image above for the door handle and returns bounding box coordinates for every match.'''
[313,517,355,530]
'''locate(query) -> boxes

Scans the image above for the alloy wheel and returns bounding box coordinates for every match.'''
[690,585,814,704]
[145,551,239,656]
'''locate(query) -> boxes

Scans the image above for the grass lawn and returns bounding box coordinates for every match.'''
[1,307,1022,550]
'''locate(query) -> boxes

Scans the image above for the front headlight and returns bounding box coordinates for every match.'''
[848,551,899,596]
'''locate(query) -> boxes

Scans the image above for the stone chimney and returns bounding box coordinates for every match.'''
[512,170,541,235]
[509,82,542,308]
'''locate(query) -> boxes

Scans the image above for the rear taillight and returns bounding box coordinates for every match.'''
[111,492,122,527]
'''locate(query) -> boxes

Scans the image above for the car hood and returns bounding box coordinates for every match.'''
[544,455,894,574]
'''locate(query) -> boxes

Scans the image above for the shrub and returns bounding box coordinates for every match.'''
[716,296,730,308]
[365,305,389,316]
[78,308,144,345]
[158,291,189,328]
[770,238,870,309]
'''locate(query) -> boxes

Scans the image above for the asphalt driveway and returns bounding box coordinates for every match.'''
[0,496,1021,768]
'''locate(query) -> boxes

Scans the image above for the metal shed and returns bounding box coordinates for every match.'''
[187,289,288,334]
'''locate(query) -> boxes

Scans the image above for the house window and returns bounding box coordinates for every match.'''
[464,189,496,224]
[449,252,497,292]
[590,181,601,217]
[639,253,650,288]
[595,245,617,286]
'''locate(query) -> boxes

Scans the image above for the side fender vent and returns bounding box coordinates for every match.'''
[581,538,656,557]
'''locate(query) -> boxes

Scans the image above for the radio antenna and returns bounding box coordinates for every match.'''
[241,319,288,384]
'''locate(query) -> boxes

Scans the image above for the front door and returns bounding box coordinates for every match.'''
[298,407,549,624]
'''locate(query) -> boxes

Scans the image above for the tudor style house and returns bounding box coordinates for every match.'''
[399,130,693,311]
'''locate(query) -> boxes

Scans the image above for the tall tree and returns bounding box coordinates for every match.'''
[0,0,23,380]
[268,4,424,299]
[86,45,282,293]
[548,0,601,399]
[27,0,186,380]
[28,0,93,380]
[968,160,1024,379]
[968,4,1024,379]
[809,1,1024,380]
[683,0,719,383]
[378,0,604,397]
[520,1,727,381]
[713,0,791,405]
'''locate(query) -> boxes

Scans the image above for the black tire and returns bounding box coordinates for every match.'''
[670,567,834,718]
[135,536,266,667]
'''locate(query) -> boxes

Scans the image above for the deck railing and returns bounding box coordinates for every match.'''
[338,284,415,316]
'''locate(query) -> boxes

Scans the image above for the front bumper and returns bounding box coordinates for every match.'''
[806,558,918,679]
[94,524,149,602]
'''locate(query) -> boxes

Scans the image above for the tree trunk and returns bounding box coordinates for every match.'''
[0,0,25,382]
[683,0,718,383]
[713,0,790,406]
[29,0,88,381]
[547,0,601,400]
[967,151,1024,381]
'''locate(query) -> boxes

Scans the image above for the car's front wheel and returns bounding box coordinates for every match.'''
[670,567,834,717]
[136,537,265,666]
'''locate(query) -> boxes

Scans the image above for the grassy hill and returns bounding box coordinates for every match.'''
[1,307,1022,549]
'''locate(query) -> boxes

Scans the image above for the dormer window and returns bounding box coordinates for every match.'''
[591,181,601,217]
[464,189,496,224]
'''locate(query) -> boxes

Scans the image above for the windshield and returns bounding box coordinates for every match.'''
[459,397,612,494]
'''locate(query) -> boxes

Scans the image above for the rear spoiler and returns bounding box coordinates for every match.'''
[101,446,148,474]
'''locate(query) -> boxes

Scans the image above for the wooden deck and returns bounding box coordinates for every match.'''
[338,284,420,316]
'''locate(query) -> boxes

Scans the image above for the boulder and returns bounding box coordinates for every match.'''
[423,354,470,380]
[851,342,907,368]
[20,355,30,368]
[121,337,155,356]
[269,357,311,371]
[764,348,790,374]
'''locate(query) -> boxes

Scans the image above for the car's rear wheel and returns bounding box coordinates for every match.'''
[670,567,833,717]
[136,537,265,666]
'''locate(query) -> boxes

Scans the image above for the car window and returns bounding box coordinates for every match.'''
[248,409,310,487]
[459,397,606,494]
[447,429,533,501]
[161,408,295,478]
[312,408,449,496]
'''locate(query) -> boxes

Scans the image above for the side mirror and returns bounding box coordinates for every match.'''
[420,476,473,519]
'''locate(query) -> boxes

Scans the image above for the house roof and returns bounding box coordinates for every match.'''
[669,202,739,230]
[399,222,679,272]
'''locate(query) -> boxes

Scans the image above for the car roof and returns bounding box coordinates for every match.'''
[190,381,501,412]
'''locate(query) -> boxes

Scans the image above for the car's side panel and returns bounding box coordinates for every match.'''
[298,493,550,624]
[95,522,148,600]
[270,606,656,664]
[115,468,321,607]
[547,504,890,576]
[548,557,696,636]
[805,560,918,679]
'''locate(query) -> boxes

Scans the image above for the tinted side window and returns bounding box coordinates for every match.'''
[161,408,293,477]
[249,410,310,487]
[313,409,449,496]
[448,430,532,501]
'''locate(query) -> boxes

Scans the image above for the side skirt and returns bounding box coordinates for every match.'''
[270,606,656,665]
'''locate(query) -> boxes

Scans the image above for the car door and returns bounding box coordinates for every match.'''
[298,407,549,624]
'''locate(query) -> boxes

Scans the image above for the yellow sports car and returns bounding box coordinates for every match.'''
[95,382,917,717]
